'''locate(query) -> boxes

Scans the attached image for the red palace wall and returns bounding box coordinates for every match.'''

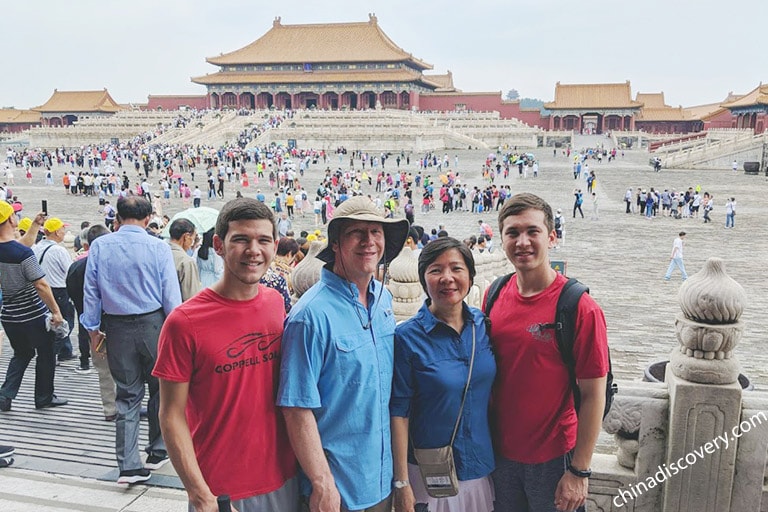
[419,93,545,127]
[146,95,209,111]
[0,123,39,133]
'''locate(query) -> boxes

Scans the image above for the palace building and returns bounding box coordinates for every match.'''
[544,81,643,134]
[721,83,768,133]
[192,14,449,111]
[34,89,124,126]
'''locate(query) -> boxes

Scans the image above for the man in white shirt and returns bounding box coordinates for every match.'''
[664,231,688,282]
[33,218,76,362]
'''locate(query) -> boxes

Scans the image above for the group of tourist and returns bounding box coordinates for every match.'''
[623,185,735,227]
[0,189,609,512]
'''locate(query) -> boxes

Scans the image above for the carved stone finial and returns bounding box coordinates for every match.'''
[670,258,746,384]
[291,241,325,298]
[386,247,423,321]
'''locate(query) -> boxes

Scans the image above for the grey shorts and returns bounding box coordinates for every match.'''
[189,476,299,512]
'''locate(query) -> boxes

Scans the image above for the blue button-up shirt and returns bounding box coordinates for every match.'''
[277,267,394,510]
[80,225,181,331]
[391,302,496,481]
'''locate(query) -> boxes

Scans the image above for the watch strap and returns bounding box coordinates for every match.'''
[567,465,592,478]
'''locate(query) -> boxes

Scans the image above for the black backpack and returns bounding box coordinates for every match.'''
[483,273,617,419]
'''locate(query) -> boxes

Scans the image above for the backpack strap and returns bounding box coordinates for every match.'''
[483,272,514,317]
[554,278,589,415]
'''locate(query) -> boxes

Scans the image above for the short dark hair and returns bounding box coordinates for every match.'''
[417,237,476,295]
[86,224,110,245]
[117,196,152,221]
[216,198,277,240]
[277,237,299,257]
[169,219,196,240]
[679,231,686,237]
[498,192,554,233]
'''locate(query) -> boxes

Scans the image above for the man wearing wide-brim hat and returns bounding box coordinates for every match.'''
[278,196,409,512]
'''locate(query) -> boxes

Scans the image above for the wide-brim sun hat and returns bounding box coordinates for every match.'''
[317,196,409,264]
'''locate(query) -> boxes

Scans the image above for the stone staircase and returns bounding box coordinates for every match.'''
[660,131,767,169]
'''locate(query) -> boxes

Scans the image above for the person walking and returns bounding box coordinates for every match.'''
[65,224,117,419]
[82,196,182,484]
[572,189,584,219]
[725,197,736,228]
[0,205,68,412]
[278,196,409,512]
[664,231,688,282]
[32,217,77,363]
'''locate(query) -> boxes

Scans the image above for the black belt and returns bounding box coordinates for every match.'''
[102,308,163,320]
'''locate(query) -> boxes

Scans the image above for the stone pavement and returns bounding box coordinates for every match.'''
[1,142,767,508]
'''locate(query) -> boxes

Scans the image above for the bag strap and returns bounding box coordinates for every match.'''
[38,243,55,265]
[449,323,475,448]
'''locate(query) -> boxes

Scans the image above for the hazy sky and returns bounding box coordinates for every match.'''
[3,0,764,110]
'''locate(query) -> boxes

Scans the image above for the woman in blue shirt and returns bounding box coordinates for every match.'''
[391,237,496,512]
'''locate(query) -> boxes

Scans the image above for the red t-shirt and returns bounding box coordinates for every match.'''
[154,287,296,500]
[487,274,608,464]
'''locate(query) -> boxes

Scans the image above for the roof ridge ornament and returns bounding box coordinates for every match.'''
[369,13,377,24]
[273,16,281,27]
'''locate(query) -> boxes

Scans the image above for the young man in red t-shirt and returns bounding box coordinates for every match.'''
[486,193,608,512]
[154,198,298,511]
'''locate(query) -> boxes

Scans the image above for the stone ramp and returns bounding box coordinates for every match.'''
[0,336,182,489]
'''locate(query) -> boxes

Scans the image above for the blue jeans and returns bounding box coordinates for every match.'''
[665,257,688,280]
[726,213,735,228]
[0,317,56,406]
[102,310,167,471]
[493,452,586,512]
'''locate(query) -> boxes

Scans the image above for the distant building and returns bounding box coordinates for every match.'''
[634,93,703,134]
[34,89,123,126]
[192,15,441,110]
[0,109,41,133]
[146,95,209,111]
[720,84,768,133]
[544,81,642,134]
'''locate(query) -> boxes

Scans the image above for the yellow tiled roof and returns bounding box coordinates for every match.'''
[684,102,729,121]
[0,109,41,124]
[206,16,432,70]
[636,92,667,108]
[544,81,642,109]
[636,107,690,121]
[192,67,429,85]
[34,89,124,113]
[721,84,768,108]
[423,71,456,92]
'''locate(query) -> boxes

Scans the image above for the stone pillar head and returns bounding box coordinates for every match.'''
[670,258,747,384]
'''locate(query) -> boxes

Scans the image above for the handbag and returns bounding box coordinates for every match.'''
[413,324,476,498]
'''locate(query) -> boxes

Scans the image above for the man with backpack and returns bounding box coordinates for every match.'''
[484,193,609,512]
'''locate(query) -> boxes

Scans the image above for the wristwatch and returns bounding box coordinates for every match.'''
[567,465,592,478]
[393,480,410,489]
